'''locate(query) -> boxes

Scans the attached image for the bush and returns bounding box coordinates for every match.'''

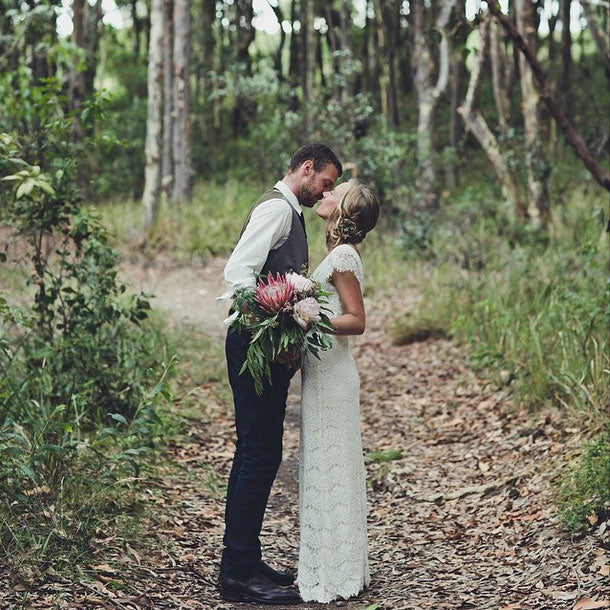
[0,80,175,571]
[556,429,610,532]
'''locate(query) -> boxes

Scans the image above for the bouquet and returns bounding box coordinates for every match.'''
[230,271,334,395]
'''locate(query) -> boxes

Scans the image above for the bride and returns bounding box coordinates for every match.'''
[297,180,380,603]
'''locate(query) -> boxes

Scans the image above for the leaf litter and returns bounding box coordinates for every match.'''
[1,261,608,609]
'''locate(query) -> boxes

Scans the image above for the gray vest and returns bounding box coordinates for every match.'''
[241,188,309,277]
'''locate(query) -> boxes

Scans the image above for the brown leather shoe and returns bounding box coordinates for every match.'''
[220,573,302,605]
[258,560,295,586]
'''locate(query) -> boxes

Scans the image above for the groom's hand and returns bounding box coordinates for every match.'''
[275,350,301,368]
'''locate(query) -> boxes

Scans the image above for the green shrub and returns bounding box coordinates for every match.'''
[556,429,610,532]
[0,80,176,572]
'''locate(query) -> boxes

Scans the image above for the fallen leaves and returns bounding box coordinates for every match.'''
[573,599,610,610]
[1,272,607,609]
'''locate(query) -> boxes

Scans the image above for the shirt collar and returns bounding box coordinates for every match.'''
[274,180,301,215]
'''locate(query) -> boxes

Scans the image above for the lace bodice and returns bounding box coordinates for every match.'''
[297,243,369,603]
[311,244,363,319]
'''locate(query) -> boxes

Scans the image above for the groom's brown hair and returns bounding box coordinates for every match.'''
[289,143,343,177]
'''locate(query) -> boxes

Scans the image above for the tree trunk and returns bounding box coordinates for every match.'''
[302,0,315,106]
[288,0,300,107]
[374,0,390,122]
[581,0,610,78]
[131,0,141,59]
[458,17,526,218]
[70,0,86,142]
[360,0,372,93]
[317,29,326,90]
[490,18,511,132]
[232,0,255,138]
[487,2,610,191]
[339,0,353,100]
[516,0,550,228]
[413,0,456,209]
[69,0,103,142]
[267,0,286,82]
[560,0,573,113]
[143,0,165,229]
[445,0,468,188]
[301,0,315,133]
[162,0,174,199]
[325,6,341,99]
[172,0,193,204]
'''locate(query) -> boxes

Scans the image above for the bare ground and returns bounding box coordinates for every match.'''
[2,256,608,610]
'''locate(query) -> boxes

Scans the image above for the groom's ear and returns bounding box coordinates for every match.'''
[301,160,313,175]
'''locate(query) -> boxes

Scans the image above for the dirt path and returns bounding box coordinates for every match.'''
[116,257,609,610]
[5,258,607,609]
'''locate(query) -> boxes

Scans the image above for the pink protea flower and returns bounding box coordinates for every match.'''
[293,297,321,330]
[255,273,294,313]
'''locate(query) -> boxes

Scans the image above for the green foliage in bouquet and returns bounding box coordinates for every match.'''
[231,273,334,395]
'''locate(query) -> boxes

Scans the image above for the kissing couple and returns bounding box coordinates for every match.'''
[218,143,380,605]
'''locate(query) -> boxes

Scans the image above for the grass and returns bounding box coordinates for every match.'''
[390,184,609,429]
[556,427,610,531]
[100,178,267,262]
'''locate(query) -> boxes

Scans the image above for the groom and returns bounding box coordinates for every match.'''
[219,144,342,605]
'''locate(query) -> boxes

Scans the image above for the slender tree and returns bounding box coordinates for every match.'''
[267,0,286,81]
[560,0,573,113]
[143,0,165,228]
[581,0,610,78]
[412,0,456,208]
[172,0,193,203]
[516,0,550,228]
[445,0,468,188]
[162,0,174,199]
[373,0,390,122]
[490,19,512,132]
[458,17,526,218]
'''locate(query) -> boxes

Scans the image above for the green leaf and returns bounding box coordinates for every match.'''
[16,179,35,199]
[37,179,56,196]
[110,413,128,425]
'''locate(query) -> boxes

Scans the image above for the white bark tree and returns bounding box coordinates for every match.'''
[142,0,165,228]
[489,18,512,133]
[172,0,193,204]
[412,0,456,208]
[161,0,174,200]
[516,0,550,228]
[581,0,610,78]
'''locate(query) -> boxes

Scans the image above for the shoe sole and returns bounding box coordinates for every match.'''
[220,590,302,605]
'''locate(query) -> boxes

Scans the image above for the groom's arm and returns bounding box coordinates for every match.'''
[221,199,293,298]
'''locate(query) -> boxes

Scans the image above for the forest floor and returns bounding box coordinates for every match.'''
[2,254,609,610]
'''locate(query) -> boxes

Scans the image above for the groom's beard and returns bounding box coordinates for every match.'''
[298,183,321,208]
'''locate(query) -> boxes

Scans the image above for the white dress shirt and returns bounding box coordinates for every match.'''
[218,180,302,302]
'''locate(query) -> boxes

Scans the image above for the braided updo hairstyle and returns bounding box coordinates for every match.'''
[326,180,380,249]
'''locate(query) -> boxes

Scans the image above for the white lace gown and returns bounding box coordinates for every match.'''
[297,244,369,603]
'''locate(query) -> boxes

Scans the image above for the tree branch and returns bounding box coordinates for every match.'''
[487,3,610,191]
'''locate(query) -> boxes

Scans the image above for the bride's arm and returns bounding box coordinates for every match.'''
[329,271,365,335]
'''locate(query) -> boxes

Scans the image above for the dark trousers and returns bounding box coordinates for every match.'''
[222,328,293,580]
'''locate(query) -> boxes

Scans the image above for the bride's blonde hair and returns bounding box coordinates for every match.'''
[326,180,380,249]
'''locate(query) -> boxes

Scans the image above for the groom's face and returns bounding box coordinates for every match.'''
[297,161,339,208]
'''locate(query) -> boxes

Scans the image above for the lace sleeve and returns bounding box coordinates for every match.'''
[328,245,363,284]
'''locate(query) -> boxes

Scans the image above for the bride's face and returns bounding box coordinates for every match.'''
[315,182,351,220]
